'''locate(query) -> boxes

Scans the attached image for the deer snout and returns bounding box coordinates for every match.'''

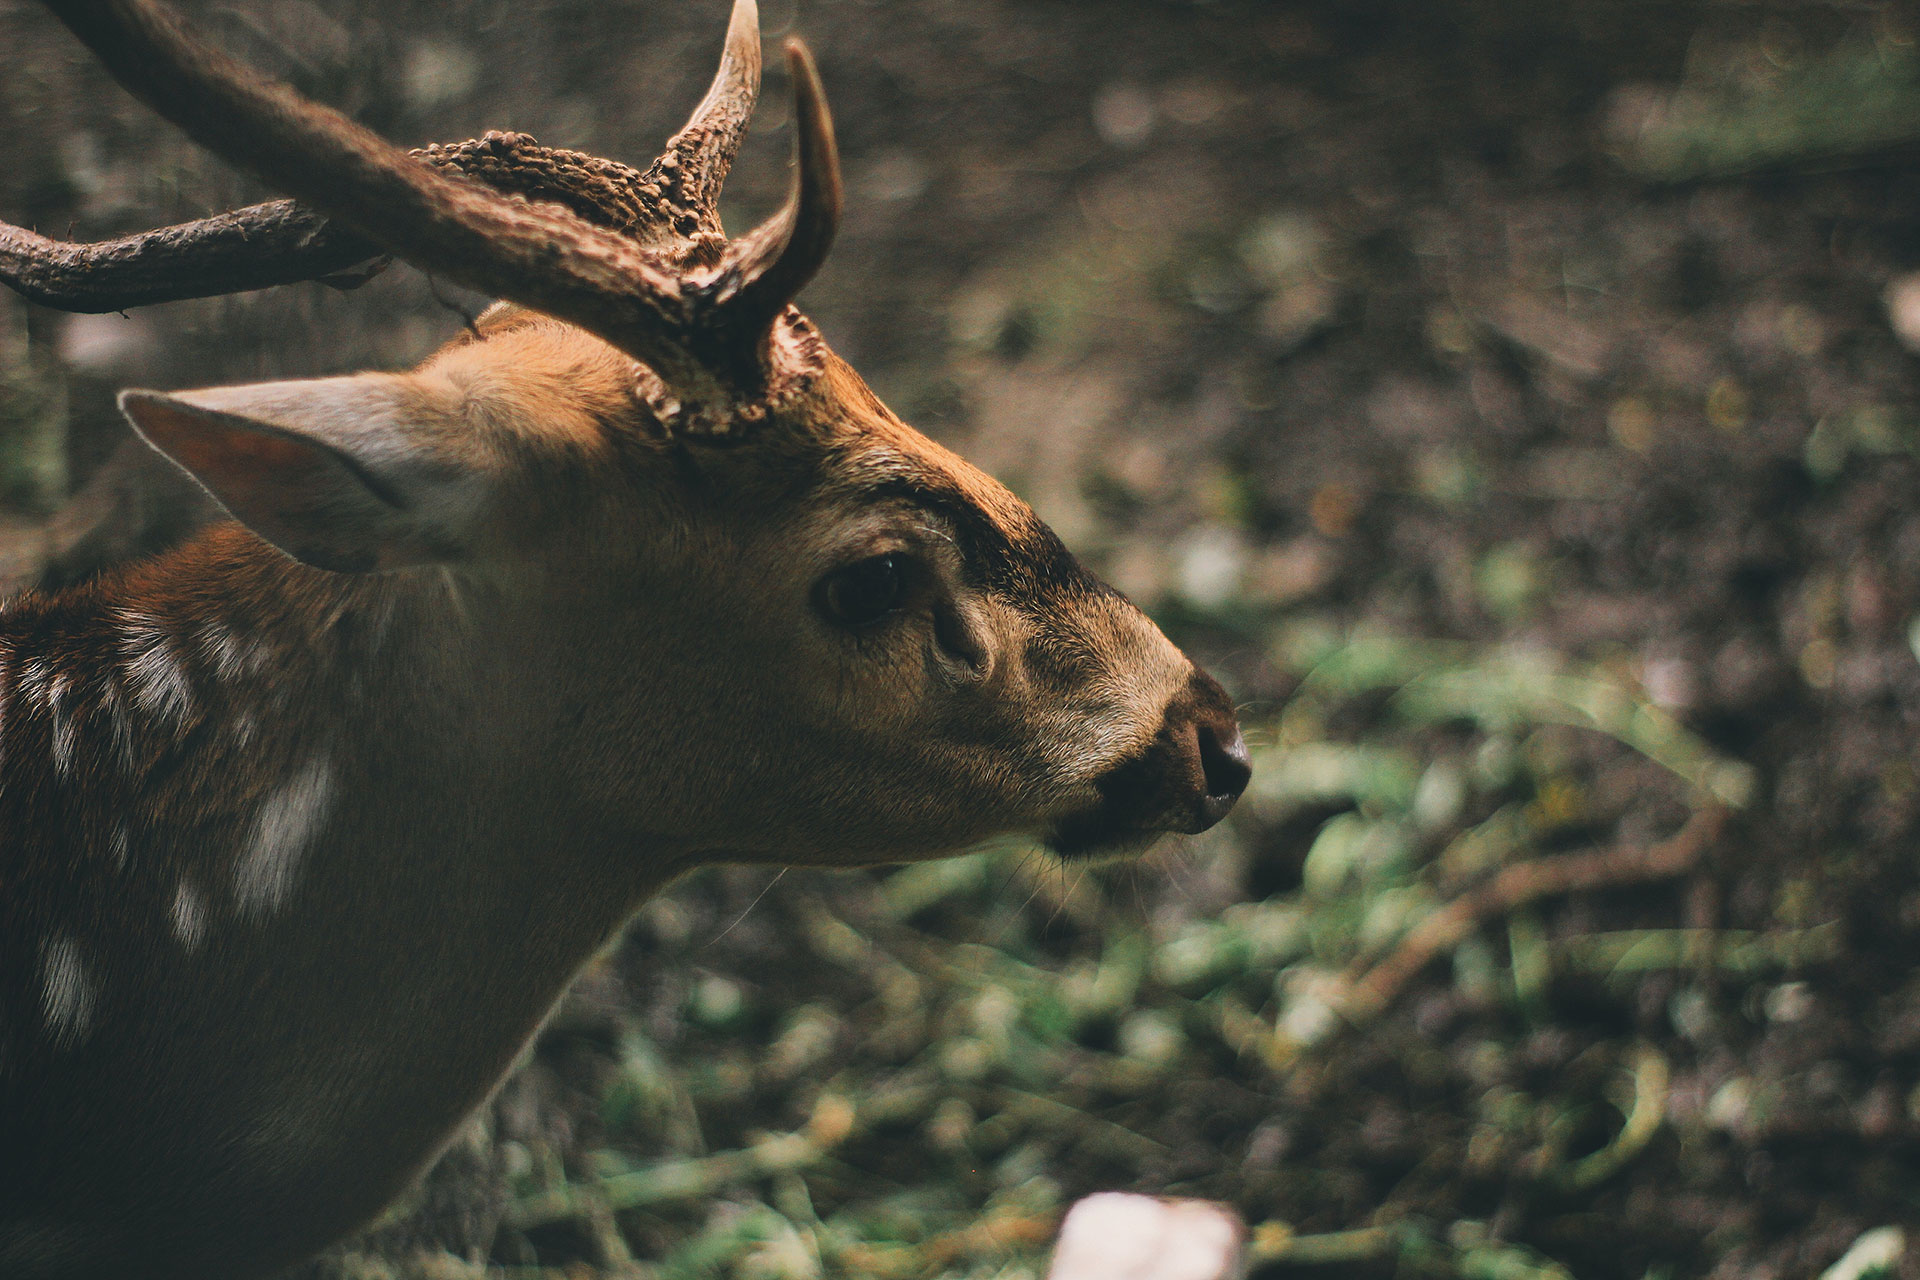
[1048,666,1250,857]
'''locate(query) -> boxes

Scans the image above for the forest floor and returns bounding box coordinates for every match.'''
[5,0,1920,1276]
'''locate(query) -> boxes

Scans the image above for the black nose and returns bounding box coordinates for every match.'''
[1172,666,1249,834]
[1196,719,1251,828]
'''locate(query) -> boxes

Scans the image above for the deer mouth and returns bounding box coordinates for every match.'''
[1044,808,1168,861]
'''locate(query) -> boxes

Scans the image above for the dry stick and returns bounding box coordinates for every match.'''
[1337,804,1729,1025]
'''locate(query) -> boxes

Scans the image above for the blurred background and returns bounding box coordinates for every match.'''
[5,0,1920,1276]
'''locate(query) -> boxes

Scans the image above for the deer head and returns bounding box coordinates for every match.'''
[3,0,1249,866]
[0,1,1248,1274]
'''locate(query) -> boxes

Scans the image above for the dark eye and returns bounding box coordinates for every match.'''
[816,554,910,629]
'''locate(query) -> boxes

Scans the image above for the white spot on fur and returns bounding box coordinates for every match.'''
[196,618,253,682]
[109,823,130,868]
[16,658,52,706]
[118,619,195,725]
[233,756,335,916]
[39,936,96,1048]
[171,881,208,950]
[95,681,134,772]
[46,673,75,777]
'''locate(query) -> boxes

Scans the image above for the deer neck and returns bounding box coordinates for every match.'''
[2,523,670,1073]
[2,523,691,1262]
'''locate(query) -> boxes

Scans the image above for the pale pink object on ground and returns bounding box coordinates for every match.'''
[1046,1193,1248,1280]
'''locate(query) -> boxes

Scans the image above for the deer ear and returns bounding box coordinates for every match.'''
[119,377,489,573]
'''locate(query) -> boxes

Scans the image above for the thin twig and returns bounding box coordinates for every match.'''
[504,1083,933,1233]
[1249,1221,1407,1265]
[1337,805,1728,1024]
[1558,1044,1670,1191]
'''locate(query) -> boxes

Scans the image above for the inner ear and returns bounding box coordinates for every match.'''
[119,378,486,574]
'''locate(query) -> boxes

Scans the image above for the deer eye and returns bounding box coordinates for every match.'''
[817,554,910,629]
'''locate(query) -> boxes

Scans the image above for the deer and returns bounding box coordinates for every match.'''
[0,1,1251,1276]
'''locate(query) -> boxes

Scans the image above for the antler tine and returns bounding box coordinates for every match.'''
[707,40,842,347]
[42,0,706,385]
[654,0,763,240]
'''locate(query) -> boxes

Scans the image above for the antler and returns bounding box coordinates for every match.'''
[2,199,378,313]
[9,0,842,411]
[701,43,842,352]
[0,135,666,313]
[648,0,764,245]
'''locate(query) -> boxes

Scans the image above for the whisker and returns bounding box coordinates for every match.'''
[706,867,788,948]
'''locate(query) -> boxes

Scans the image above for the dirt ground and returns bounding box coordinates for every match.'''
[5,0,1920,1276]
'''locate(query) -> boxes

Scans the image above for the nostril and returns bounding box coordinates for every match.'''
[1196,720,1251,822]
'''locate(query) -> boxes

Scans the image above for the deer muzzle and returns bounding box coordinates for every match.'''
[1048,667,1250,857]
